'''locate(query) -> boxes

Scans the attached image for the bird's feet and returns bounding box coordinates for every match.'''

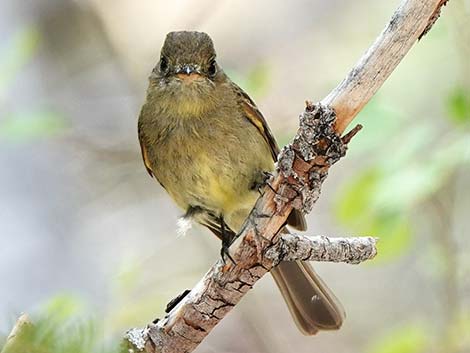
[220,238,236,265]
[251,171,276,196]
[219,216,237,265]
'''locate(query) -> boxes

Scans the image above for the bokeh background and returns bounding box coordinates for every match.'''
[1,0,470,352]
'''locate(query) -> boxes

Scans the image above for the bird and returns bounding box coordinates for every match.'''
[138,31,345,335]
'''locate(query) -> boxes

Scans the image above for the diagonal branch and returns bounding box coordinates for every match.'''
[327,0,449,134]
[123,0,450,352]
[124,104,366,353]
[124,233,376,353]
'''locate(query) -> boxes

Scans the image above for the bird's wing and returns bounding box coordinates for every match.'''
[233,83,280,161]
[233,83,307,231]
[138,120,155,178]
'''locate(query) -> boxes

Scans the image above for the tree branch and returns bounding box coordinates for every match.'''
[267,233,377,265]
[121,0,449,352]
[327,0,449,134]
[124,234,376,353]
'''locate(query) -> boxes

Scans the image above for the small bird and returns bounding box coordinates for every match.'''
[138,31,345,335]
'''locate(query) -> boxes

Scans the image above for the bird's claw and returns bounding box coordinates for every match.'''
[221,240,237,265]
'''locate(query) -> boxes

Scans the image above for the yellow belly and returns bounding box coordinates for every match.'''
[195,153,259,216]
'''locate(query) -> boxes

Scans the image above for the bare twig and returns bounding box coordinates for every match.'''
[123,0,449,352]
[266,233,377,265]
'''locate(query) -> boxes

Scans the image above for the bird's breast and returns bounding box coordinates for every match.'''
[145,104,274,230]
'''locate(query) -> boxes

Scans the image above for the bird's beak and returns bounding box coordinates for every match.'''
[176,65,202,81]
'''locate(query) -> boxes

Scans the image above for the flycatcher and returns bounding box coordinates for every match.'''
[138,31,344,335]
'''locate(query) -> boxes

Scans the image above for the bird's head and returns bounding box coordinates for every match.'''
[151,31,221,86]
[148,31,224,115]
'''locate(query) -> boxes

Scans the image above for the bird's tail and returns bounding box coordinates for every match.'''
[270,260,345,335]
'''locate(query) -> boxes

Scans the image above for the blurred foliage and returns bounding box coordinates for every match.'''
[0,28,67,143]
[0,27,40,94]
[366,323,427,353]
[0,295,120,353]
[0,111,66,142]
[335,90,470,261]
[336,167,412,261]
[0,288,176,353]
[107,259,172,331]
[0,3,468,353]
[366,311,470,353]
[0,259,177,352]
[448,312,470,352]
[2,298,468,353]
[226,62,272,99]
[447,86,470,127]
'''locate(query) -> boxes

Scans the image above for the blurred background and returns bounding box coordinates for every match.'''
[1,0,469,352]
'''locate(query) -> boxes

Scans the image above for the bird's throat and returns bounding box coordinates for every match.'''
[161,82,217,117]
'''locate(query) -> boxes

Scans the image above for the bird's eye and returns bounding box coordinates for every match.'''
[208,60,217,77]
[159,56,168,73]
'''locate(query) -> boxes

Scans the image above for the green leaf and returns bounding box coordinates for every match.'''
[367,324,427,353]
[446,87,470,127]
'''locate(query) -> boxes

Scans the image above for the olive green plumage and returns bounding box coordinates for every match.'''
[138,31,344,335]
